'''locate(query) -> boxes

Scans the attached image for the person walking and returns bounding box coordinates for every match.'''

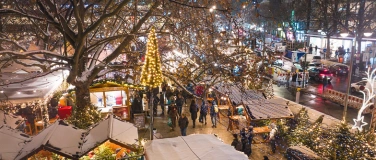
[199,101,208,125]
[240,128,247,153]
[178,113,189,136]
[168,105,178,131]
[209,101,217,128]
[189,99,199,128]
[231,134,241,151]
[160,92,165,116]
[247,126,255,155]
[176,94,184,116]
[315,45,318,53]
[267,123,278,153]
[323,76,328,93]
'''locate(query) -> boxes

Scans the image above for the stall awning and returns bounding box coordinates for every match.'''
[215,83,293,120]
[0,110,24,129]
[144,134,248,160]
[0,125,31,160]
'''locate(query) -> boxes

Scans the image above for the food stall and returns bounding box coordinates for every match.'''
[89,81,143,121]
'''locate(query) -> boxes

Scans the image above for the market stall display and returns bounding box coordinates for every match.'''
[144,134,248,160]
[89,81,142,121]
[286,145,321,160]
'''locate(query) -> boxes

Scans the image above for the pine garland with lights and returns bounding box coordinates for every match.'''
[140,26,163,88]
[264,79,274,99]
[66,103,102,129]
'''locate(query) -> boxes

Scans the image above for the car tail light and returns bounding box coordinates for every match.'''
[320,74,325,77]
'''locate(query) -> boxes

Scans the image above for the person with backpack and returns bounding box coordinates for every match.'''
[209,101,218,128]
[175,94,184,116]
[199,101,208,125]
[189,99,199,128]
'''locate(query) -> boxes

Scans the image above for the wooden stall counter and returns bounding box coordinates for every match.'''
[253,126,271,134]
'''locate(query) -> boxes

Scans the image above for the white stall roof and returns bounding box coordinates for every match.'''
[3,115,138,160]
[81,116,138,154]
[144,134,248,160]
[0,125,31,160]
[215,83,293,120]
[15,120,85,160]
[0,110,24,129]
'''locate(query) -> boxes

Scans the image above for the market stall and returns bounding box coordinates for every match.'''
[89,81,143,120]
[214,83,294,132]
[3,115,139,160]
[144,134,248,160]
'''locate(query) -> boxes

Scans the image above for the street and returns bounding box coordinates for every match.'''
[273,73,372,127]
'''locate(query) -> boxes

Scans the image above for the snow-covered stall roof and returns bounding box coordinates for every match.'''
[11,115,138,159]
[80,115,138,155]
[0,125,31,160]
[144,134,248,160]
[15,120,86,160]
[215,83,293,120]
[0,110,24,129]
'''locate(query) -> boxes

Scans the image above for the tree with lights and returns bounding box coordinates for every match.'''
[140,27,163,89]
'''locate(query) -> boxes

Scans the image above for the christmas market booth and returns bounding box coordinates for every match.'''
[214,83,294,134]
[144,134,248,160]
[0,115,141,160]
[89,80,144,121]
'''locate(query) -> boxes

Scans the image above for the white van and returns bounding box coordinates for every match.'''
[300,54,322,64]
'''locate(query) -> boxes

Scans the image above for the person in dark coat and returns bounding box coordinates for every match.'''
[199,101,208,125]
[178,113,189,136]
[240,128,247,152]
[160,92,165,116]
[175,94,184,116]
[153,96,159,116]
[24,105,36,134]
[131,94,142,119]
[247,126,255,155]
[231,134,242,151]
[168,105,178,131]
[189,99,199,128]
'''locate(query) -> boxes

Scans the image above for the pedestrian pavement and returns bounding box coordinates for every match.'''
[138,102,286,160]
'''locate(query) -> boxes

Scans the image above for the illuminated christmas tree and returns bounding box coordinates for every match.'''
[140,26,163,88]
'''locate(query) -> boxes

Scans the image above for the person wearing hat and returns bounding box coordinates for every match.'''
[267,123,277,153]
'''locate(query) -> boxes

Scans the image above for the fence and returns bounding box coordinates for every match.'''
[323,89,372,114]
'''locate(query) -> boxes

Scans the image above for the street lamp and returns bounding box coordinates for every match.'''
[341,29,373,122]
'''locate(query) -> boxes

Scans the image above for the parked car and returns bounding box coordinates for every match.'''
[308,68,333,82]
[351,80,367,93]
[312,55,322,64]
[272,59,283,66]
[307,63,322,69]
[329,64,349,75]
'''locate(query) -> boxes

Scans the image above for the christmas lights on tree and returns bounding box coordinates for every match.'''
[140,26,163,88]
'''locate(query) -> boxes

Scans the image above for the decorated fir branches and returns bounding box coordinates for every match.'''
[140,27,163,88]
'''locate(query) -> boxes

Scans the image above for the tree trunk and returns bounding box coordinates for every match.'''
[74,83,91,108]
[326,36,331,59]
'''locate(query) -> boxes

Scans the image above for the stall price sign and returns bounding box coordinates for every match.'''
[134,113,145,129]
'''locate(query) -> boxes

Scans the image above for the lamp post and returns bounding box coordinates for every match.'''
[341,29,372,122]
